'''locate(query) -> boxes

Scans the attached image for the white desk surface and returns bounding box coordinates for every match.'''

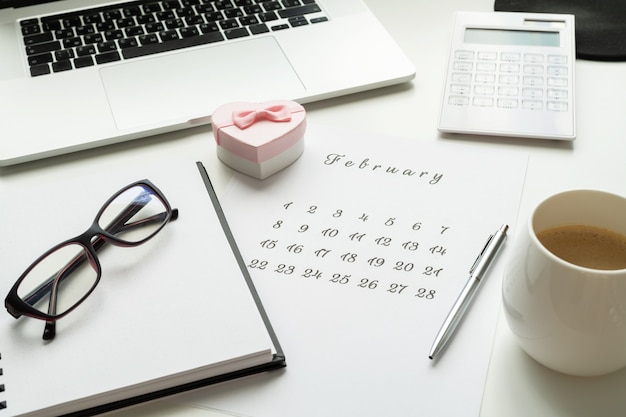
[2,0,626,416]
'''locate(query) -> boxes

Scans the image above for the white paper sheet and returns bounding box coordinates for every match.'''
[179,124,528,417]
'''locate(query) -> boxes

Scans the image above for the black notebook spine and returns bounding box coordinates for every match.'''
[0,353,6,411]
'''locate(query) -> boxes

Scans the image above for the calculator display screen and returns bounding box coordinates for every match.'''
[464,28,560,47]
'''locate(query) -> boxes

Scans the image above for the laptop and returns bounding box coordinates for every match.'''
[0,0,415,166]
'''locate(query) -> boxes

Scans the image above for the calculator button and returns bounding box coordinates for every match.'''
[453,61,473,71]
[475,73,496,83]
[547,89,568,99]
[500,52,520,61]
[548,77,567,87]
[499,74,519,85]
[477,51,497,60]
[548,101,568,111]
[523,64,543,75]
[474,85,495,95]
[547,66,568,76]
[522,100,543,110]
[450,84,471,95]
[522,88,543,99]
[454,50,474,60]
[498,86,518,96]
[473,97,494,107]
[497,98,518,109]
[451,72,472,83]
[500,63,520,73]
[548,54,567,65]
[524,53,544,64]
[523,76,543,86]
[449,96,469,106]
[476,62,496,72]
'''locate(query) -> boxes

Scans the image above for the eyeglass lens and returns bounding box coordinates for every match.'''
[17,243,98,317]
[97,184,170,244]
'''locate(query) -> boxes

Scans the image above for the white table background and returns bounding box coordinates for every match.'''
[2,0,625,416]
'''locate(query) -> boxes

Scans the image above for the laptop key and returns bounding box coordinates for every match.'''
[20,18,40,27]
[118,38,139,49]
[26,41,61,56]
[311,16,328,24]
[63,37,82,48]
[123,6,142,17]
[74,56,94,68]
[143,3,163,13]
[282,0,301,7]
[52,60,73,72]
[98,41,118,52]
[21,24,41,36]
[145,23,165,33]
[278,4,321,18]
[289,16,308,27]
[62,17,82,28]
[76,25,96,36]
[263,1,282,11]
[139,33,160,45]
[199,22,220,33]
[122,31,224,59]
[95,51,121,64]
[224,27,249,39]
[105,29,124,41]
[180,27,200,38]
[84,13,103,24]
[249,23,269,34]
[30,64,51,76]
[220,19,239,30]
[28,52,53,66]
[43,20,62,31]
[160,30,180,41]
[84,33,104,44]
[240,15,259,25]
[77,45,96,56]
[162,0,181,10]
[23,32,54,46]
[55,49,75,60]
[259,12,278,22]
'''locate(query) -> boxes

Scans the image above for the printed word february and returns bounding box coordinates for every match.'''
[323,153,444,185]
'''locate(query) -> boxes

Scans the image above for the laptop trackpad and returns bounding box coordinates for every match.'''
[100,37,306,130]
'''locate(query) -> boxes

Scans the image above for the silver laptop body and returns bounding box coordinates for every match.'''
[0,0,415,166]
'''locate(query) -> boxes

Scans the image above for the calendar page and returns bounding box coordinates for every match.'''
[182,124,528,417]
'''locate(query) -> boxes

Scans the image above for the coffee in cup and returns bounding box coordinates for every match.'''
[536,224,626,270]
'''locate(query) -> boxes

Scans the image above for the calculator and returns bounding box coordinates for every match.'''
[438,11,575,140]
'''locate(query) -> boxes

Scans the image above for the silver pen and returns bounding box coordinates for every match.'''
[428,224,509,360]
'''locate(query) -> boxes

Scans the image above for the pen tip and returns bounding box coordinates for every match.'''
[428,355,434,360]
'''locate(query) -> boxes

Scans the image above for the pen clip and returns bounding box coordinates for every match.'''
[469,233,494,274]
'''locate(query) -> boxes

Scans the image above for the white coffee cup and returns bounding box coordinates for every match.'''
[502,190,626,376]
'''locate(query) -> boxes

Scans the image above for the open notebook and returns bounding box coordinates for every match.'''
[0,161,285,417]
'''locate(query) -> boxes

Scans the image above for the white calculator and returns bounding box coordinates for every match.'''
[438,11,576,140]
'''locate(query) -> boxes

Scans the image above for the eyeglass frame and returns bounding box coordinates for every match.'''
[4,179,179,340]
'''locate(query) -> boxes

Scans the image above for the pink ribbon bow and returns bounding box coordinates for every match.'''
[232,104,292,130]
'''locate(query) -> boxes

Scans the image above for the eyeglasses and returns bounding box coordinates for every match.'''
[4,179,179,341]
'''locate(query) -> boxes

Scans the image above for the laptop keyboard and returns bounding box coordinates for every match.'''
[20,0,328,77]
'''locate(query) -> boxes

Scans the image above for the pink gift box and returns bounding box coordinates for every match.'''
[212,100,306,179]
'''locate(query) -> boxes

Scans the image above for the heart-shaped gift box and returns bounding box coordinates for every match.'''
[212,100,306,179]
